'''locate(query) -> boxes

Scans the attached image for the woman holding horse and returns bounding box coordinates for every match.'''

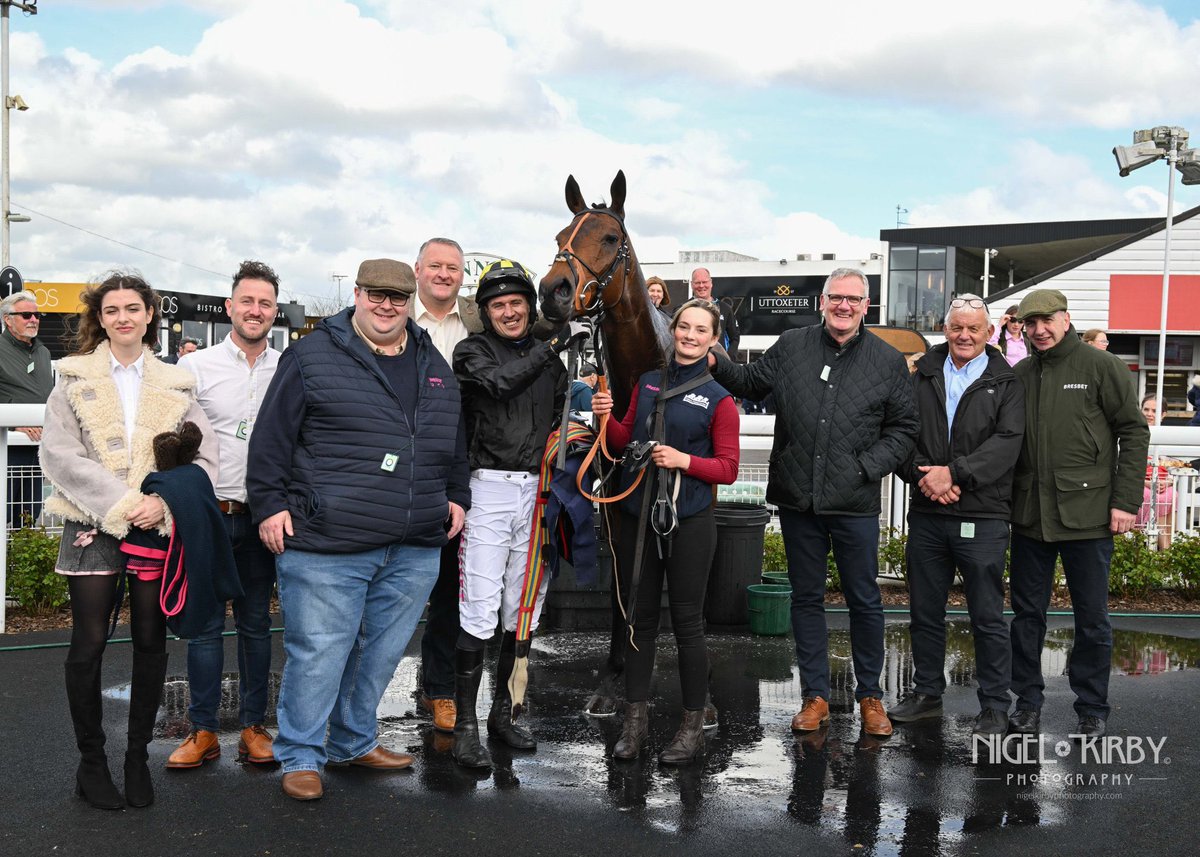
[590,299,739,764]
[41,272,217,809]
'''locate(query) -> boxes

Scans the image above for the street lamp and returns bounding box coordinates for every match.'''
[2,0,37,267]
[1113,125,1195,548]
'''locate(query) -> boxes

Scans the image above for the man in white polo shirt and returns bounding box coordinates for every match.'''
[168,260,282,769]
[409,237,482,733]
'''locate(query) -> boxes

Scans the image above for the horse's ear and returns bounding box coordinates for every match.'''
[565,175,586,214]
[609,170,626,218]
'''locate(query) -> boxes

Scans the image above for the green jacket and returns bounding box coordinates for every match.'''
[1012,327,1149,542]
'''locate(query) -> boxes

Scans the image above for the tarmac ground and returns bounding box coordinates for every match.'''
[1,612,1198,857]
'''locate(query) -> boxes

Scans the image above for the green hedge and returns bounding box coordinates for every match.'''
[763,527,1200,601]
[6,527,67,615]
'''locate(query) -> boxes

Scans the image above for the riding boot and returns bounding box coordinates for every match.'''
[612,701,649,760]
[124,651,168,808]
[64,659,124,810]
[487,631,536,751]
[452,647,492,770]
[658,709,706,766]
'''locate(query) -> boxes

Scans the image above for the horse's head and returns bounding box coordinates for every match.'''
[539,170,632,325]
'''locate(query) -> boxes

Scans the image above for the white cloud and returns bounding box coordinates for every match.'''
[908,139,1186,226]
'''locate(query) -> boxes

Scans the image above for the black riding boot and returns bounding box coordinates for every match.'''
[658,709,705,766]
[452,647,492,770]
[487,631,536,751]
[612,701,649,760]
[124,651,168,808]
[64,659,124,810]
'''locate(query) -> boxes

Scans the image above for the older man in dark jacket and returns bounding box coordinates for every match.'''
[249,259,470,801]
[892,295,1024,736]
[709,267,918,737]
[1008,289,1148,739]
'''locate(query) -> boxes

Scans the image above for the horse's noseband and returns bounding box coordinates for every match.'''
[553,208,631,315]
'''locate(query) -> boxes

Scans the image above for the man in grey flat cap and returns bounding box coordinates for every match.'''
[248,259,470,801]
[1007,289,1148,740]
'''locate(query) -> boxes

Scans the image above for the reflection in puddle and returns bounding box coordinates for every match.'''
[110,620,1191,854]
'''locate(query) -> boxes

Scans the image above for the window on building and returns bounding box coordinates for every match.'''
[888,245,948,332]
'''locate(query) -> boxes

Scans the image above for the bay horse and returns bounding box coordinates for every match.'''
[538,171,675,716]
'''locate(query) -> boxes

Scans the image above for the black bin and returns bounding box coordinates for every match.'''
[705,502,771,626]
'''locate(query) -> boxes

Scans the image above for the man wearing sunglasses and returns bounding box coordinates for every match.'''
[708,268,918,739]
[248,259,470,800]
[0,290,53,529]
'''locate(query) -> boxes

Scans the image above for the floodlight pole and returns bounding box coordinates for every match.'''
[1154,133,1177,430]
[2,1,11,267]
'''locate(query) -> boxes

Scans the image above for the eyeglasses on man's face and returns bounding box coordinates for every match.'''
[6,311,42,320]
[825,294,865,306]
[364,289,409,308]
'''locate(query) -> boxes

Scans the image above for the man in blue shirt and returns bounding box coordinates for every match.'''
[894,295,1025,735]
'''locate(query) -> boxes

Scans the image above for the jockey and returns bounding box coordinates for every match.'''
[449,259,586,769]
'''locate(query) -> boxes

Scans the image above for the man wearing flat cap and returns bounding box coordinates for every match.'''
[248,258,470,800]
[1007,289,1148,739]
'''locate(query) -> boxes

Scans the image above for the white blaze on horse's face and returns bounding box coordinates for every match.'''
[485,293,531,340]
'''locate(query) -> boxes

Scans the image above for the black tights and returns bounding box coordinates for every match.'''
[616,507,716,710]
[66,574,166,664]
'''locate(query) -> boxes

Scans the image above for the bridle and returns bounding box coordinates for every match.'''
[552,208,632,315]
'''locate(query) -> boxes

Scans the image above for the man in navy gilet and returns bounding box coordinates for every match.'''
[249,259,470,801]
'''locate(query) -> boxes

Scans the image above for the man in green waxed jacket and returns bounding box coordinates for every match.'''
[1007,289,1149,741]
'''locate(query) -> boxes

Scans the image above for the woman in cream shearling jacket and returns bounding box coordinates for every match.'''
[40,273,216,811]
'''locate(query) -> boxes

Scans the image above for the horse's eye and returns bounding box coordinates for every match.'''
[604,233,618,245]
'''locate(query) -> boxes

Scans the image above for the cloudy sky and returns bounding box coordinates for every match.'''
[6,0,1200,307]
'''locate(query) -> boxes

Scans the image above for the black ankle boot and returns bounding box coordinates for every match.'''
[124,651,168,808]
[452,648,492,770]
[64,660,124,810]
[658,709,705,766]
[612,701,649,760]
[487,632,536,751]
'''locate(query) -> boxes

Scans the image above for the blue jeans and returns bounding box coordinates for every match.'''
[779,508,884,701]
[274,542,439,773]
[1009,533,1114,719]
[186,513,277,730]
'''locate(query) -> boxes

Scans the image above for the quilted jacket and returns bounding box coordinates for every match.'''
[711,324,918,515]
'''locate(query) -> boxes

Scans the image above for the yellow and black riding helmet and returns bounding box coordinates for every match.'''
[474,259,538,322]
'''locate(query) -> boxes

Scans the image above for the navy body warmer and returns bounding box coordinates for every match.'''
[618,360,732,521]
[283,312,463,552]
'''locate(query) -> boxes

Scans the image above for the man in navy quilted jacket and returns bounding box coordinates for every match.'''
[249,259,470,801]
[709,268,918,738]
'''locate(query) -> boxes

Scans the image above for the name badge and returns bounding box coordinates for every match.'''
[820,365,831,382]
[26,362,34,374]
[381,453,399,473]
[960,522,975,539]
[235,419,249,440]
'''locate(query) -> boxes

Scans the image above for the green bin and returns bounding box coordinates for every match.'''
[746,583,791,636]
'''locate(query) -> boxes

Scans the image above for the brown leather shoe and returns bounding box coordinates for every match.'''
[237,725,275,765]
[339,745,414,770]
[859,697,894,737]
[420,695,457,733]
[281,771,323,801]
[790,697,830,733]
[166,729,220,769]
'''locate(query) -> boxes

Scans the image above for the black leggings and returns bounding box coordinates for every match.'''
[66,574,166,664]
[616,506,716,710]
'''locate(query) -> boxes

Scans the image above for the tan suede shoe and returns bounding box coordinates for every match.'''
[166,729,220,769]
[281,771,323,801]
[790,696,830,733]
[237,725,275,765]
[859,697,894,737]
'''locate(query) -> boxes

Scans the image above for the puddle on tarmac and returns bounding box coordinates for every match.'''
[107,621,1194,855]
